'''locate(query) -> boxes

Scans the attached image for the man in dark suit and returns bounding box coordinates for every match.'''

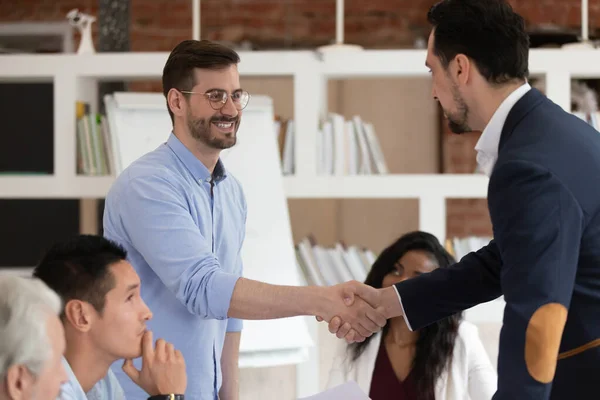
[325,0,600,398]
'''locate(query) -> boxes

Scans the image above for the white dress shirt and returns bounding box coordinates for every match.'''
[58,356,125,400]
[474,82,531,177]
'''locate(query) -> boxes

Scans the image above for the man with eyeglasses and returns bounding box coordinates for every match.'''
[102,39,388,400]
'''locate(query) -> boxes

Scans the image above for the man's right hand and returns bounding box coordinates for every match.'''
[315,281,388,341]
[317,284,403,343]
[122,330,187,396]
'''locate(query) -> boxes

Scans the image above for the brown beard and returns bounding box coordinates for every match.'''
[445,84,472,134]
[186,111,239,150]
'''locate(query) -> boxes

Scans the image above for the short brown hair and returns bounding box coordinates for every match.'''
[162,40,241,123]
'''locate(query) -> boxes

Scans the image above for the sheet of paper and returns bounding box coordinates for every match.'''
[298,381,370,400]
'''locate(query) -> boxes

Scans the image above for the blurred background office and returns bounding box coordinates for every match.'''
[0,0,598,398]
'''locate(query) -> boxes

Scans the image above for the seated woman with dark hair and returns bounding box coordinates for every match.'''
[327,231,496,400]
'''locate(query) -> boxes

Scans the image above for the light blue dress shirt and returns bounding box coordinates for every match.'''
[58,357,125,400]
[103,133,246,400]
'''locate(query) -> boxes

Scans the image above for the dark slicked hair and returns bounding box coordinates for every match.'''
[33,235,127,316]
[428,0,529,84]
[162,39,241,123]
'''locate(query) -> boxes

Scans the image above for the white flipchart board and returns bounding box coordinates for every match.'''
[104,92,313,367]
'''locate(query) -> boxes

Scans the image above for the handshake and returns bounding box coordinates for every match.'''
[313,281,402,343]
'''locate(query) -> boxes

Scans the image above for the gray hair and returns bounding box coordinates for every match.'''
[0,273,62,379]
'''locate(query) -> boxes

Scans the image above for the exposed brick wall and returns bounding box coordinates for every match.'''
[1,0,598,239]
[5,1,597,50]
[442,125,492,238]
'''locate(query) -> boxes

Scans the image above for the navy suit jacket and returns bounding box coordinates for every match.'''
[395,88,600,399]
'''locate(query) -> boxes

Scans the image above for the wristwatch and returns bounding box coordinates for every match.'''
[147,395,184,400]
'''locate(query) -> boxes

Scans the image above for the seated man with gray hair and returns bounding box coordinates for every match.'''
[0,274,68,400]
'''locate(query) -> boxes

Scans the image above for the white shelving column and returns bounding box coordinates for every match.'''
[293,54,325,398]
[292,56,322,177]
[54,71,78,185]
[419,196,447,244]
[545,70,571,112]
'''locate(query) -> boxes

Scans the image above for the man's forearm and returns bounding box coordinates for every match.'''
[227,278,388,339]
[220,332,241,400]
[227,278,326,320]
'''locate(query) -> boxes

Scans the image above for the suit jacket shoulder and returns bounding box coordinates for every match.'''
[494,88,600,220]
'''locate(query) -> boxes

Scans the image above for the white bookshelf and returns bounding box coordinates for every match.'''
[0,47,594,239]
[0,174,488,199]
[1,47,600,397]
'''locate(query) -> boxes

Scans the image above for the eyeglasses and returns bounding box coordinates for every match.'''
[179,89,250,111]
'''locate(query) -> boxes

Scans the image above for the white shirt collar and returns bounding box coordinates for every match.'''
[474,82,531,176]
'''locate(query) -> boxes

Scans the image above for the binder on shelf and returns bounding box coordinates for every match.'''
[295,236,376,286]
[317,113,388,176]
[280,118,294,175]
[279,112,389,176]
[75,101,112,176]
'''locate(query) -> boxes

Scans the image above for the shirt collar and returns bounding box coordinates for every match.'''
[166,133,227,183]
[474,82,531,176]
[60,356,87,398]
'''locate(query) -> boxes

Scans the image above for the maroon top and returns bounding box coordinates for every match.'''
[368,340,434,400]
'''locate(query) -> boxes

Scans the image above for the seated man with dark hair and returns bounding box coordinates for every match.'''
[33,234,186,400]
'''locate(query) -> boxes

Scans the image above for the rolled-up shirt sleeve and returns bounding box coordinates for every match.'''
[120,172,240,320]
[226,317,243,332]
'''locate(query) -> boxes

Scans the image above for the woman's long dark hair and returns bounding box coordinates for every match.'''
[350,231,463,400]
